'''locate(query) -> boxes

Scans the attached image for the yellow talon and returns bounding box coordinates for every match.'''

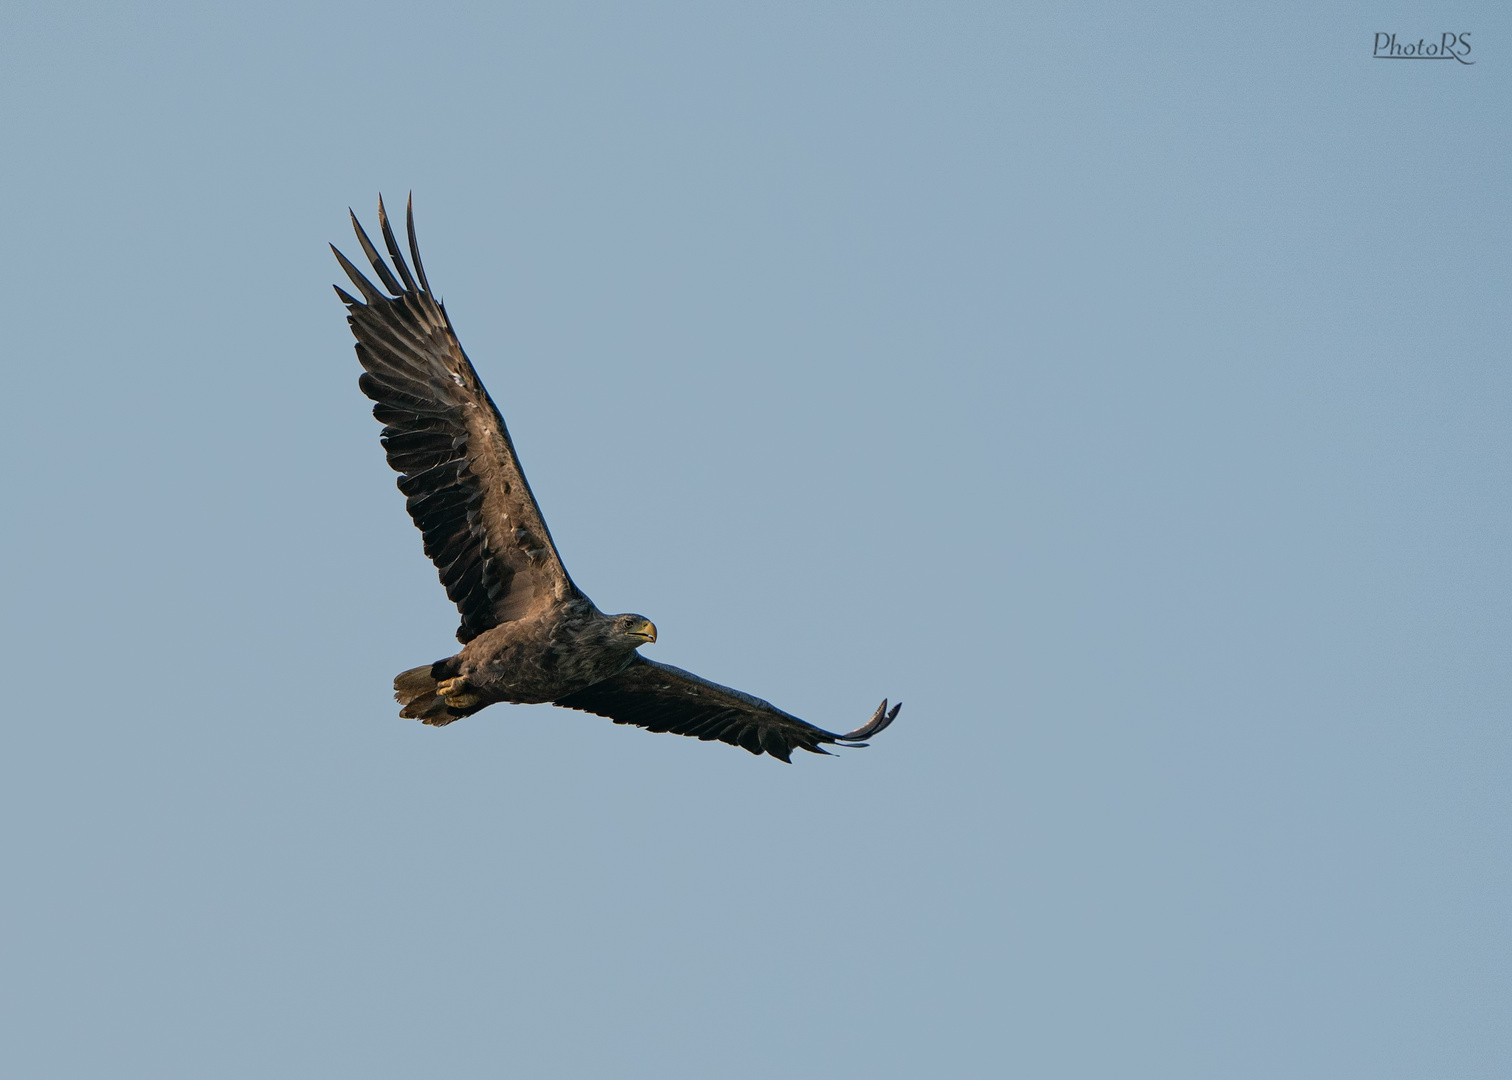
[437,677,480,709]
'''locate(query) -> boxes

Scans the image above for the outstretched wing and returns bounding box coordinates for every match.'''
[334,196,580,643]
[554,656,901,762]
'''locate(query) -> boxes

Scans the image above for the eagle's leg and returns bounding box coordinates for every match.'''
[437,677,481,710]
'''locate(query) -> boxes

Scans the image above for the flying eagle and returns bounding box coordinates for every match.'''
[332,197,901,761]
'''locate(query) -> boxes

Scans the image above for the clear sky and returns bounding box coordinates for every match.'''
[1,3,1507,1077]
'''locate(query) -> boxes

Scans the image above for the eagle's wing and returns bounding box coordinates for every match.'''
[334,197,579,643]
[554,656,901,762]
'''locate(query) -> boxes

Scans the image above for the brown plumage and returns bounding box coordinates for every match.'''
[333,196,901,761]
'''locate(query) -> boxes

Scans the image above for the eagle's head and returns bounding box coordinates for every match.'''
[612,613,658,647]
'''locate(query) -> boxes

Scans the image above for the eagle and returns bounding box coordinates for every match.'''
[332,197,901,761]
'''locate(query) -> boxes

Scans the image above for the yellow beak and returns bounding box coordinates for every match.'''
[630,620,657,644]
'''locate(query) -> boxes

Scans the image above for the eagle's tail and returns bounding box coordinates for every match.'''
[393,663,482,727]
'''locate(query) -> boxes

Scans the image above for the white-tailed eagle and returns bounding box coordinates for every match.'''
[333,197,900,761]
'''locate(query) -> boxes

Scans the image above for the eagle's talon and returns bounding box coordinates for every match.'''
[437,677,480,709]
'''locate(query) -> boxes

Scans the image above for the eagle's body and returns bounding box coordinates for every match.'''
[333,197,900,761]
[454,602,633,704]
[402,601,646,714]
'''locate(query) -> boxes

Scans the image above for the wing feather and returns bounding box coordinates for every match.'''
[405,193,433,294]
[378,196,419,292]
[335,197,581,642]
[331,244,388,304]
[553,656,902,762]
[348,208,404,296]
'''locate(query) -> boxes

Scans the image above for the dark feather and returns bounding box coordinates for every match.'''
[378,195,418,292]
[357,372,452,417]
[387,449,458,474]
[442,556,484,599]
[405,193,431,294]
[396,461,466,497]
[330,244,387,304]
[380,416,454,439]
[381,430,456,455]
[349,209,403,296]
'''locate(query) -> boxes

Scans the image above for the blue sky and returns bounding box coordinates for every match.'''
[1,3,1508,1077]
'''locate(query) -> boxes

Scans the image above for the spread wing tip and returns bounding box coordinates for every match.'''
[331,197,433,307]
[834,700,902,745]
